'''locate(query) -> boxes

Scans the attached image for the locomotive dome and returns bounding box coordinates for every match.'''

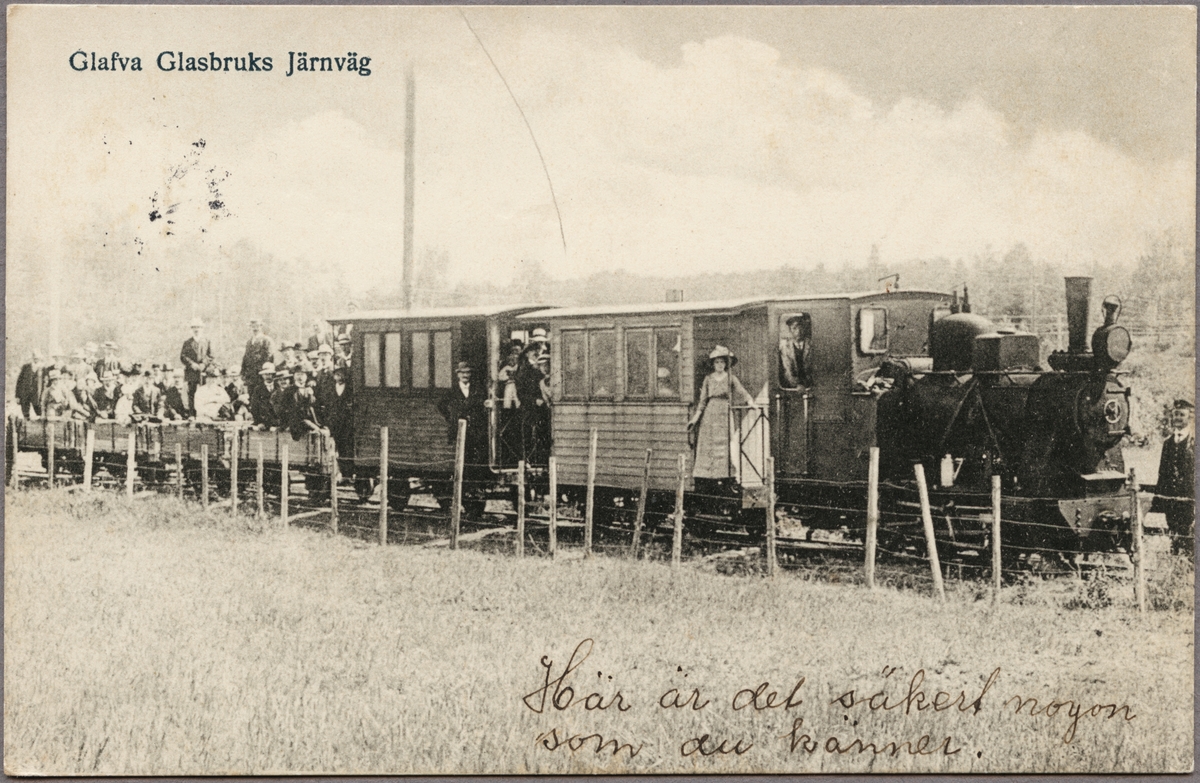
[930,312,994,372]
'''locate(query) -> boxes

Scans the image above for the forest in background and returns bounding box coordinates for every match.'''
[6,228,1193,441]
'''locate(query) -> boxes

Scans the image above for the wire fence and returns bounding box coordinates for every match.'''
[7,417,1192,611]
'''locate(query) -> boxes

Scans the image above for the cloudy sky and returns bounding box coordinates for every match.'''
[7,5,1195,294]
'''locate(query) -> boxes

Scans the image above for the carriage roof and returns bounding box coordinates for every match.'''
[518,289,948,321]
[328,304,544,324]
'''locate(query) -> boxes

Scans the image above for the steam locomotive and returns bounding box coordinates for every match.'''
[872,277,1134,560]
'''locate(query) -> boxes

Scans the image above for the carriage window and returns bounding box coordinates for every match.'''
[625,330,651,398]
[432,331,453,388]
[363,333,382,388]
[561,330,586,398]
[383,332,402,387]
[655,328,681,399]
[411,332,430,388]
[589,330,617,398]
[859,307,888,354]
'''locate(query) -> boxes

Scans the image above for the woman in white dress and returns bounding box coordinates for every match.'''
[688,346,756,495]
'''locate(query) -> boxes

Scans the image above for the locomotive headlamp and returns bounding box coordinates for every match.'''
[1093,325,1131,368]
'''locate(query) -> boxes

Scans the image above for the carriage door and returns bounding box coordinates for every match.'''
[776,312,812,476]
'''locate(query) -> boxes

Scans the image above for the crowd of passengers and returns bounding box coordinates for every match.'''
[14,318,354,447]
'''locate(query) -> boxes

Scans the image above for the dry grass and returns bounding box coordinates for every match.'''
[5,489,1193,774]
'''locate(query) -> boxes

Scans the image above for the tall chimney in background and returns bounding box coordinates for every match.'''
[402,65,416,311]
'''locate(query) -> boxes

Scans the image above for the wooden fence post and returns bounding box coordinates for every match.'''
[450,420,466,550]
[200,443,210,509]
[548,456,558,559]
[516,460,526,557]
[229,427,239,516]
[175,442,183,500]
[46,422,55,489]
[584,428,598,556]
[378,427,389,546]
[913,463,946,601]
[8,419,18,490]
[672,454,686,568]
[125,430,136,498]
[991,474,1003,605]
[631,448,651,558]
[1130,468,1146,614]
[765,456,777,578]
[256,443,265,518]
[864,447,879,589]
[82,427,95,493]
[330,441,339,534]
[280,442,289,526]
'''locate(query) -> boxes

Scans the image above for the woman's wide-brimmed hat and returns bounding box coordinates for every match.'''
[708,345,737,368]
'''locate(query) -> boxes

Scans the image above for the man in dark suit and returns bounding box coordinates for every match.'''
[438,362,489,467]
[779,313,812,388]
[131,371,164,422]
[179,317,214,415]
[1153,399,1195,557]
[240,318,274,390]
[15,349,45,418]
[94,341,124,380]
[323,365,355,467]
[163,369,190,420]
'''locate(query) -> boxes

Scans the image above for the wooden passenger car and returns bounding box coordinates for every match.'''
[522,289,951,506]
[327,305,543,479]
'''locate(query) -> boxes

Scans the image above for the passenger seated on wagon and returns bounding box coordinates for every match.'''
[250,362,279,428]
[131,370,164,423]
[92,371,123,419]
[288,368,322,440]
[74,375,100,422]
[271,368,294,429]
[163,369,191,421]
[112,371,137,423]
[42,369,83,419]
[193,369,231,422]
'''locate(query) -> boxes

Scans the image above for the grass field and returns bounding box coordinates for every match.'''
[5,489,1193,774]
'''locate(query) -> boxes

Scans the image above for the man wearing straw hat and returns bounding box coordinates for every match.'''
[180,317,214,415]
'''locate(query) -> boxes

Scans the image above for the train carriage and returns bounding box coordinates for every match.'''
[522,290,950,503]
[327,304,544,501]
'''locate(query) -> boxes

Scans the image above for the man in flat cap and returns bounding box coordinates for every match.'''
[779,313,812,389]
[180,317,214,416]
[1153,399,1195,557]
[437,361,489,467]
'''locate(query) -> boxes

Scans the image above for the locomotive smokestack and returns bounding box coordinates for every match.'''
[1064,276,1092,354]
